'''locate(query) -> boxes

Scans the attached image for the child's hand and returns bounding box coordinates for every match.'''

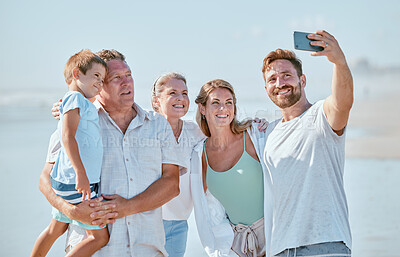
[76,173,91,201]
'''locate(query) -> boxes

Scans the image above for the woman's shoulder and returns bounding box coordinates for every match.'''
[183,119,205,140]
[182,119,198,128]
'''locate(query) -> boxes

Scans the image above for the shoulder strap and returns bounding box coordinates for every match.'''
[203,139,209,164]
[243,131,246,148]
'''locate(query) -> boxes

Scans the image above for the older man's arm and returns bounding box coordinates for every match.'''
[39,162,116,225]
[92,163,179,227]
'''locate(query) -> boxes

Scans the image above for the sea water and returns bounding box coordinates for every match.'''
[1,104,399,257]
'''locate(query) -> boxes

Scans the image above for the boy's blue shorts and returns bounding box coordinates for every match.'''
[52,208,105,230]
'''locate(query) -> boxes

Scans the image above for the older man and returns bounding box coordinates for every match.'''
[39,50,183,256]
[261,31,353,257]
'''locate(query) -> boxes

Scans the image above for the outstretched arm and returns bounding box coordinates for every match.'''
[308,30,354,134]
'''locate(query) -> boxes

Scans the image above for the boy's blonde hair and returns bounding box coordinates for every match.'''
[64,49,107,85]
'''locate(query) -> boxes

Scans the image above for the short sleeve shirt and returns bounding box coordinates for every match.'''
[51,91,103,185]
[162,120,205,220]
[46,100,185,256]
[263,100,351,255]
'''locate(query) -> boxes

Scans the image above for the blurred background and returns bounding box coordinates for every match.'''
[1,0,399,256]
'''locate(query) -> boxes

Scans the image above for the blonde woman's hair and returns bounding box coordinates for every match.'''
[151,72,187,112]
[195,79,252,137]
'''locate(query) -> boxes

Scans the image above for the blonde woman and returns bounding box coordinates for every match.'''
[190,79,273,257]
[151,72,205,257]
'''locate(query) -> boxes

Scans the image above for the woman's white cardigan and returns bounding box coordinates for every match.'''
[190,124,273,257]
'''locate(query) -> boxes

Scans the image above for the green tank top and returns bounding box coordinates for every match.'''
[205,132,264,225]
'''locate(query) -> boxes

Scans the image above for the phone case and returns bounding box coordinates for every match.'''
[293,31,324,52]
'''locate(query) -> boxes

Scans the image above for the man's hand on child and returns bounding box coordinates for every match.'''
[89,197,118,227]
[51,99,62,120]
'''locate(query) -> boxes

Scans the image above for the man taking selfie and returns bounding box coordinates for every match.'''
[261,30,353,257]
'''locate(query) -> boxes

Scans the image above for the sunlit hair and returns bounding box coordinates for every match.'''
[195,79,252,137]
[262,49,303,81]
[64,49,107,85]
[96,49,126,63]
[151,72,187,112]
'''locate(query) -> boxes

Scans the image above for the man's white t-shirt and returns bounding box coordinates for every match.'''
[263,100,352,255]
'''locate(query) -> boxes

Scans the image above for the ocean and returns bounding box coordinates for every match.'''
[1,98,399,256]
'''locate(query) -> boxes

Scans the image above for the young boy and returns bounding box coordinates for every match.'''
[31,50,109,257]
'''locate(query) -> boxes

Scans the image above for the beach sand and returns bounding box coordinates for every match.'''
[347,93,400,159]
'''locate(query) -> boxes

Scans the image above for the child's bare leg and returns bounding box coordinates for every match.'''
[66,227,109,257]
[31,219,69,257]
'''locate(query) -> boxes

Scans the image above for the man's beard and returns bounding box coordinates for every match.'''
[268,82,302,109]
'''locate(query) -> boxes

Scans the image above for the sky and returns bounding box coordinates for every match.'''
[1,0,399,112]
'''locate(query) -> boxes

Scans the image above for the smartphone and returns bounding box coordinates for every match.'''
[293,31,324,52]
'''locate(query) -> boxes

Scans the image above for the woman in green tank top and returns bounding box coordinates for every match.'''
[194,79,267,257]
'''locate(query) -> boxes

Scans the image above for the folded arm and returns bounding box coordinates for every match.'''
[62,109,91,200]
[91,163,180,227]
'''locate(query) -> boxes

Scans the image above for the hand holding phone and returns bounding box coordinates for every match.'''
[293,31,324,52]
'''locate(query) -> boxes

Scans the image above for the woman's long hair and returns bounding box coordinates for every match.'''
[195,79,252,137]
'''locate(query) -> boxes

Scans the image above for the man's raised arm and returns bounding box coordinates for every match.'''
[309,30,354,134]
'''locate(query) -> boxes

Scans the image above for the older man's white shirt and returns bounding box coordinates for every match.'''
[47,100,185,257]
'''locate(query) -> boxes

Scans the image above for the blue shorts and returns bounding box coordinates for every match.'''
[50,178,103,230]
[52,208,104,230]
[51,177,99,205]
